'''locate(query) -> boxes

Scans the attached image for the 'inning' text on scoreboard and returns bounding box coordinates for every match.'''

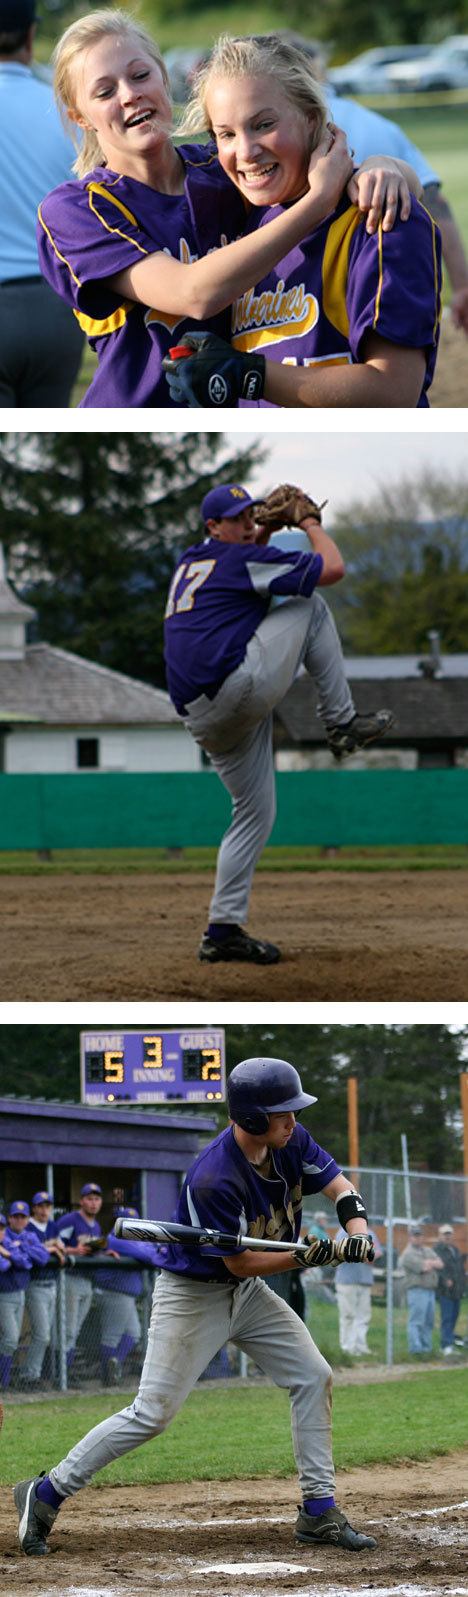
[80,1029,226,1105]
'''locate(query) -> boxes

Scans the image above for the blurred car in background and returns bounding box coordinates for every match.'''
[388,35,468,90]
[163,46,207,103]
[328,44,432,95]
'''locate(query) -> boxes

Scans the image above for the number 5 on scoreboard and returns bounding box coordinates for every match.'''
[165,560,216,618]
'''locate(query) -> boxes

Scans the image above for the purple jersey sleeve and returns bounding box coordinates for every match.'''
[37,175,170,318]
[295,1123,342,1195]
[346,197,441,371]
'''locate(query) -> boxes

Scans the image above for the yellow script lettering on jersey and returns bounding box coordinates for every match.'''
[231,279,319,353]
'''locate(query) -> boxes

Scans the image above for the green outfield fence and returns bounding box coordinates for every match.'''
[1,769,468,849]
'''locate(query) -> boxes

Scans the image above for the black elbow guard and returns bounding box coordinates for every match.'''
[335,1190,368,1228]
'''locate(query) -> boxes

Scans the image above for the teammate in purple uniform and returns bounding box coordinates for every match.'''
[14,1057,377,1556]
[166,33,442,408]
[55,1182,104,1382]
[97,1207,161,1387]
[22,1193,66,1390]
[37,11,419,406]
[164,482,392,965]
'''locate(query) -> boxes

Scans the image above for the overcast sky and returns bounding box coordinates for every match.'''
[223,429,468,516]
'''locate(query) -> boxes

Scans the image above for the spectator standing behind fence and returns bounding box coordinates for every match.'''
[55,1183,104,1384]
[398,1223,443,1356]
[334,1225,382,1357]
[21,1193,66,1391]
[0,1203,50,1389]
[95,1207,161,1387]
[0,0,84,407]
[434,1224,466,1357]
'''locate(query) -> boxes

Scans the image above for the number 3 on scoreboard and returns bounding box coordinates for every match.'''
[165,560,216,618]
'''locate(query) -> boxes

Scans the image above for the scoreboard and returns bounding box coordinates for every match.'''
[80,1029,226,1106]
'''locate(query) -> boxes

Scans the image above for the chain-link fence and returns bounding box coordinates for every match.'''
[299,1165,468,1369]
[1,1169,467,1396]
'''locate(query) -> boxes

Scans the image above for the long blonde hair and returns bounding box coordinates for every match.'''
[53,7,171,178]
[178,33,327,148]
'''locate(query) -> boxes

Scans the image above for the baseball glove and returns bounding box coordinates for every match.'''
[253,484,327,535]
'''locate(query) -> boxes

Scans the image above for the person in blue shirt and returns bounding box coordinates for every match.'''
[14,1057,378,1557]
[334,1224,382,1356]
[0,0,84,405]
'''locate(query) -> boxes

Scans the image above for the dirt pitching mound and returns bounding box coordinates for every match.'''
[1,868,466,1000]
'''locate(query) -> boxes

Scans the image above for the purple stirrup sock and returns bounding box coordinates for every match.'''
[36,1477,65,1511]
[303,1495,335,1517]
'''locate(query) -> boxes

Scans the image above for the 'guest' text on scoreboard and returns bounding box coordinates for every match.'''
[80,1029,225,1105]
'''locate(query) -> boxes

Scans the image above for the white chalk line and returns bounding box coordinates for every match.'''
[121,1498,468,1531]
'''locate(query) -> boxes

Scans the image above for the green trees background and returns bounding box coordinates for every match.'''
[40,0,468,59]
[0,1023,466,1173]
[1,433,467,683]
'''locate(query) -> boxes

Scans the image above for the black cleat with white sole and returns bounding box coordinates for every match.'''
[14,1474,59,1556]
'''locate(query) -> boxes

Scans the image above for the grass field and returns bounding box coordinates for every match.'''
[2,1367,468,1487]
[0,845,467,874]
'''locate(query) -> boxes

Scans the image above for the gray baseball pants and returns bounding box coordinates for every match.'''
[50,1272,334,1501]
[23,1282,57,1379]
[96,1287,141,1349]
[0,1290,25,1355]
[183,592,354,924]
[65,1275,93,1353]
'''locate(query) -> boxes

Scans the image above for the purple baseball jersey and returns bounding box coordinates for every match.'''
[26,1217,60,1286]
[232,193,441,408]
[164,538,323,712]
[56,1209,102,1276]
[37,145,244,407]
[156,1123,341,1282]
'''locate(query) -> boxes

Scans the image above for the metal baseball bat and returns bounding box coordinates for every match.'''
[114,1217,308,1254]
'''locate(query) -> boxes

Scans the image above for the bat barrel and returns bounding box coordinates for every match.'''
[116,1217,307,1255]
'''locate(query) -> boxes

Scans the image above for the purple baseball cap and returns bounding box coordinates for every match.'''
[32,1191,53,1206]
[114,1206,140,1219]
[81,1183,102,1197]
[0,0,36,26]
[8,1200,30,1217]
[201,484,257,523]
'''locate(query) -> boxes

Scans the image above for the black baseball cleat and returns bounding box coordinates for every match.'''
[14,1474,59,1556]
[326,710,394,759]
[295,1504,377,1550]
[198,927,281,964]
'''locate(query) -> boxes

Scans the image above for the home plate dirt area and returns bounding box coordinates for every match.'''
[1,1453,468,1597]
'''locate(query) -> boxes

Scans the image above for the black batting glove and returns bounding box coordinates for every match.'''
[162,332,265,407]
[294,1235,336,1267]
[334,1234,375,1264]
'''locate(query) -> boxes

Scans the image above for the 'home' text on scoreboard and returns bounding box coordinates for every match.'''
[80,1029,226,1105]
